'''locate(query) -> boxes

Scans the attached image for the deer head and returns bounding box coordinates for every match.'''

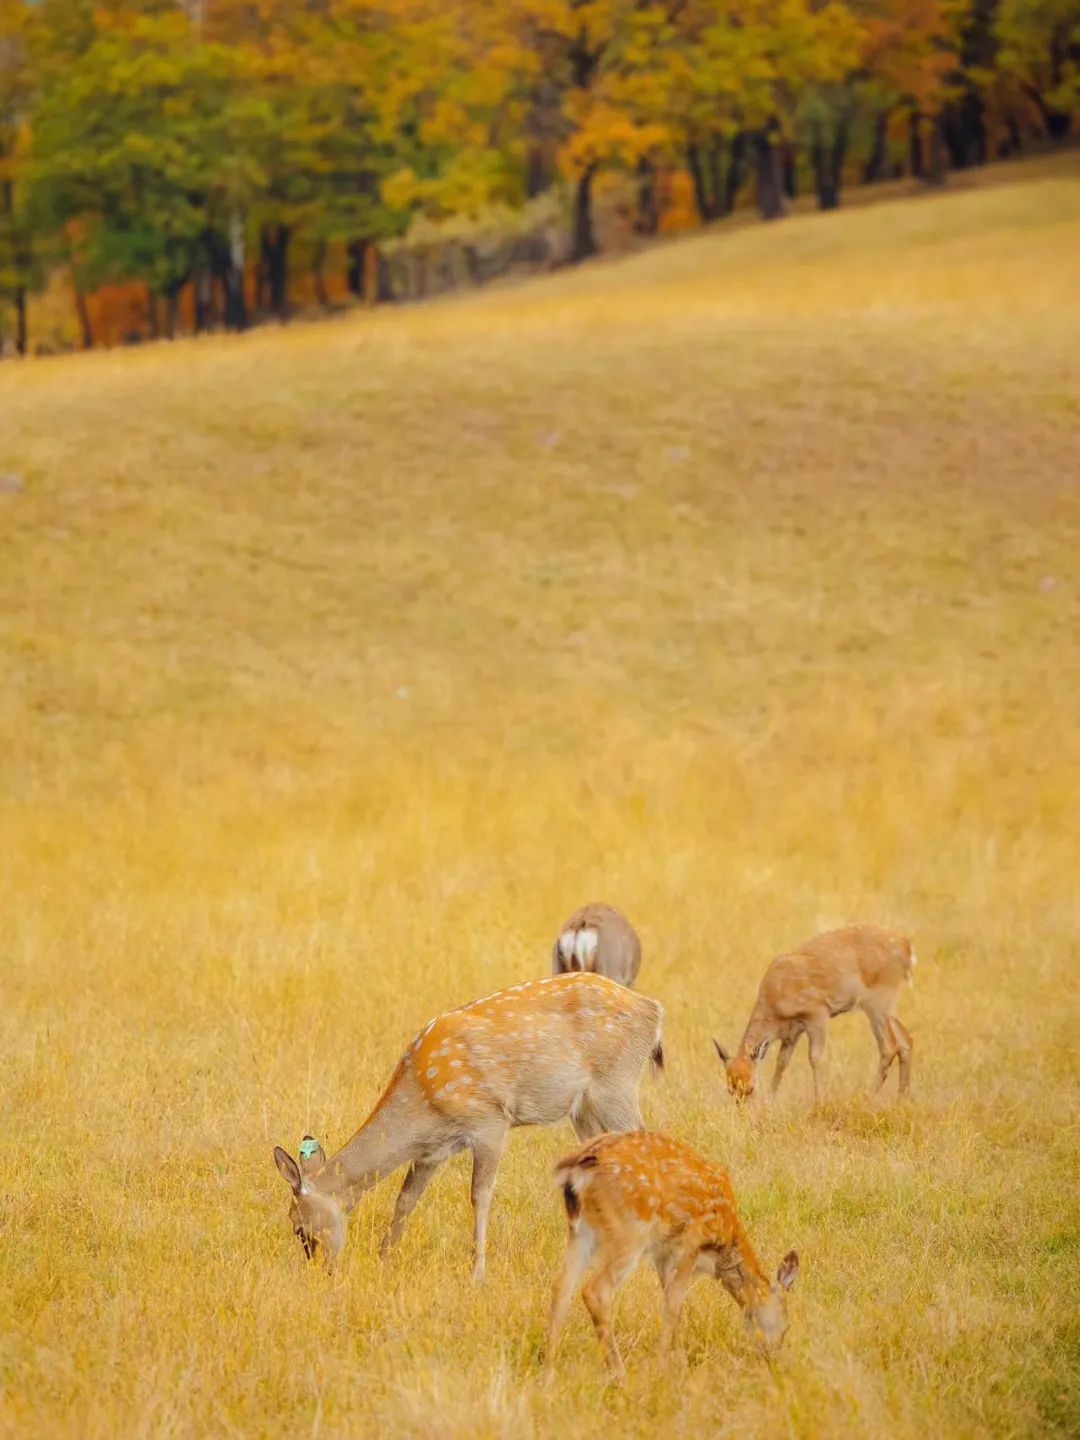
[739,1249,800,1352]
[273,1137,346,1266]
[713,1037,770,1103]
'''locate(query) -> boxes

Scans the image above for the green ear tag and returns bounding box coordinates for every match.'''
[299,1138,321,1160]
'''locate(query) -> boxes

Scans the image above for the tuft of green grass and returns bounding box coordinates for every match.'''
[1,153,1078,1438]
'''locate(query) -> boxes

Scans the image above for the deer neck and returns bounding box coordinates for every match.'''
[716,1224,771,1311]
[310,1065,417,1214]
[738,1005,775,1061]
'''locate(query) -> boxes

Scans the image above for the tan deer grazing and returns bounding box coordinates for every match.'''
[545,1130,798,1378]
[273,972,663,1280]
[552,902,642,988]
[713,923,916,1105]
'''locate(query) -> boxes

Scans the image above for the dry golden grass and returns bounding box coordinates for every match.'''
[2,153,1079,1438]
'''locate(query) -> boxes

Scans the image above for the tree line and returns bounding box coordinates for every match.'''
[0,0,1077,355]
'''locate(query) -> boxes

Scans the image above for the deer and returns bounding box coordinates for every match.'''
[273,971,664,1281]
[713,923,915,1105]
[552,902,642,988]
[545,1129,798,1379]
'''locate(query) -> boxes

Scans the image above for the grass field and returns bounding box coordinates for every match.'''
[2,152,1079,1439]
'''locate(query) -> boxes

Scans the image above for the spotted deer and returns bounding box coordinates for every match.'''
[545,1130,798,1377]
[553,902,642,988]
[273,972,663,1280]
[714,923,915,1105]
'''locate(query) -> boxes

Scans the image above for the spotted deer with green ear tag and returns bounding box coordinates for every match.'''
[273,971,664,1280]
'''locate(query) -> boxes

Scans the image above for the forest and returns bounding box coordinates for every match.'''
[0,0,1077,354]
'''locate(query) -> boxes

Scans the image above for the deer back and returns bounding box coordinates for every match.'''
[761,923,914,1019]
[556,1130,743,1250]
[409,972,661,1129]
[552,902,642,987]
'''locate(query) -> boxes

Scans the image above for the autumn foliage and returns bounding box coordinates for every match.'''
[0,0,1076,352]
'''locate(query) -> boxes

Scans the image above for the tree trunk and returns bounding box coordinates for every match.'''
[525,77,560,198]
[164,288,180,340]
[781,142,797,200]
[260,223,290,319]
[754,126,786,221]
[1025,83,1072,141]
[635,157,659,236]
[864,111,889,182]
[74,286,94,350]
[364,242,382,304]
[571,166,598,261]
[927,113,947,185]
[225,211,247,330]
[943,91,986,169]
[14,285,27,357]
[347,238,366,297]
[707,140,724,218]
[224,269,246,329]
[1,178,28,355]
[194,271,213,332]
[909,111,925,179]
[811,120,837,209]
[687,143,711,223]
[348,239,387,304]
[829,115,849,207]
[147,288,160,340]
[724,131,747,214]
[525,140,558,199]
[313,239,330,308]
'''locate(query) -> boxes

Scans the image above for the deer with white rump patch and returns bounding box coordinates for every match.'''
[545,1130,798,1378]
[273,972,663,1280]
[714,923,915,1105]
[553,902,642,988]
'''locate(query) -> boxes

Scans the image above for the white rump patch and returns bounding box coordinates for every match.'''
[558,930,578,966]
[574,929,599,967]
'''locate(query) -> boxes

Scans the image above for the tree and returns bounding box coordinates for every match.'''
[996,0,1079,141]
[30,5,245,336]
[0,0,36,354]
[854,0,957,183]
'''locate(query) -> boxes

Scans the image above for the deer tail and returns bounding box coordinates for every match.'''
[553,1143,605,1224]
[906,941,918,987]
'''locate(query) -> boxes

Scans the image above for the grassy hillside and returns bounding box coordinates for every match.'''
[1,154,1078,1439]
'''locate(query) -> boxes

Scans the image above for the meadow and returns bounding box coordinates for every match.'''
[1,153,1079,1438]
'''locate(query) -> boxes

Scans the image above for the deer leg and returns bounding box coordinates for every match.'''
[863,1004,898,1092]
[544,1225,595,1376]
[573,1079,642,1141]
[771,1034,797,1098]
[889,1015,913,1096]
[656,1246,698,1357]
[805,1014,828,1104]
[380,1158,441,1256]
[468,1128,507,1283]
[582,1257,636,1379]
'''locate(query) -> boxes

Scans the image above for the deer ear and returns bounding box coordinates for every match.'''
[753,1038,771,1063]
[712,1038,731,1065]
[273,1146,303,1195]
[298,1135,325,1177]
[776,1250,799,1291]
